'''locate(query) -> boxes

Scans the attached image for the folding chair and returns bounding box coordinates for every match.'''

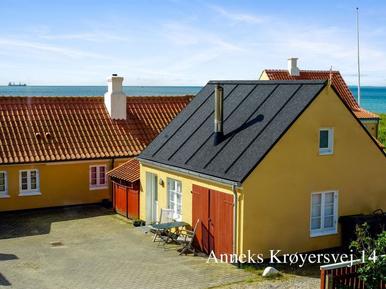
[150,208,174,242]
[176,219,199,255]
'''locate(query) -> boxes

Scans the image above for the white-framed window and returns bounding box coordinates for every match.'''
[0,171,8,198]
[167,178,182,221]
[319,128,334,155]
[310,191,338,237]
[89,165,107,189]
[19,169,41,196]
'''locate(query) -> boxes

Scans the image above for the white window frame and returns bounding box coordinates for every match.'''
[0,171,9,198]
[310,191,339,237]
[319,128,334,155]
[89,165,108,190]
[19,169,41,196]
[167,178,182,221]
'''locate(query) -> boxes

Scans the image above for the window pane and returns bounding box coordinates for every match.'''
[325,192,334,204]
[21,171,28,190]
[312,205,321,217]
[312,194,321,206]
[311,217,321,230]
[177,193,182,214]
[319,130,329,148]
[324,204,334,216]
[30,171,37,190]
[0,173,5,191]
[99,166,106,185]
[324,216,334,228]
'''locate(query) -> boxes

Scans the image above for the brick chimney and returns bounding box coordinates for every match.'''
[104,74,126,120]
[288,58,300,76]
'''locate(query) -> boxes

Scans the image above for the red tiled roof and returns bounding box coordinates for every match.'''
[263,69,379,120]
[0,95,192,164]
[107,158,139,183]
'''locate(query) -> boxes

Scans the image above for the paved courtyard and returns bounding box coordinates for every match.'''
[0,205,251,289]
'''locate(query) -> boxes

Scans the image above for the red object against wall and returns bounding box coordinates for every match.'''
[192,185,233,257]
[127,188,139,219]
[113,182,139,219]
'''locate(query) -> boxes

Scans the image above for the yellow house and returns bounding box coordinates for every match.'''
[0,75,191,212]
[260,58,381,140]
[138,80,386,258]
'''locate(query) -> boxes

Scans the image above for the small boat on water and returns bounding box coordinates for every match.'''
[8,82,27,86]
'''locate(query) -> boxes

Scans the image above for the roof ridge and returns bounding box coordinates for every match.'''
[265,69,341,73]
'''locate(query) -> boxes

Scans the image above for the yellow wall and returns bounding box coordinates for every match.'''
[241,86,386,256]
[0,158,129,212]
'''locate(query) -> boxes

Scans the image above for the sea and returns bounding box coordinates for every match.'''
[0,85,385,113]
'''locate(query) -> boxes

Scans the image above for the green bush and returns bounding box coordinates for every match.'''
[379,113,386,147]
[350,223,386,289]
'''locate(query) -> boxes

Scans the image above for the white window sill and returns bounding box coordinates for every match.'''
[89,186,108,191]
[319,150,333,156]
[310,229,337,238]
[19,191,42,196]
[0,194,10,199]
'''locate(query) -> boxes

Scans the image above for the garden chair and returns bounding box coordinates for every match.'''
[150,208,174,242]
[176,219,199,255]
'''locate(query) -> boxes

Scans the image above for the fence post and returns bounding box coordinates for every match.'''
[320,268,326,289]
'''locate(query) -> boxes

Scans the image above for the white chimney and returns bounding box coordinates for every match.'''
[104,74,126,120]
[288,57,300,76]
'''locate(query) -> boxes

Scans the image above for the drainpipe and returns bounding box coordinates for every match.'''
[232,184,238,256]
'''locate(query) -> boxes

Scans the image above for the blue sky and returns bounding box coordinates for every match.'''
[1,0,386,85]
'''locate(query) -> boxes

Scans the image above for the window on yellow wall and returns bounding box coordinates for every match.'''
[19,169,40,196]
[310,191,338,237]
[89,165,107,190]
[0,171,8,198]
[319,128,334,155]
[167,178,182,221]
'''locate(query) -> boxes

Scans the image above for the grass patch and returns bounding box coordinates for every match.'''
[378,113,386,147]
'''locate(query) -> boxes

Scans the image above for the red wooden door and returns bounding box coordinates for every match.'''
[192,185,210,253]
[114,183,128,217]
[210,190,234,256]
[192,185,233,256]
[127,188,139,219]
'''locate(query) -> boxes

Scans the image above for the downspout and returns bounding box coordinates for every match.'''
[110,157,115,208]
[232,184,238,256]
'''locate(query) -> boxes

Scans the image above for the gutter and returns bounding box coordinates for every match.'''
[138,158,241,255]
[138,158,241,187]
[232,184,238,255]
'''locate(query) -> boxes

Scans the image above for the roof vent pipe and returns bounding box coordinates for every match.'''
[214,83,224,145]
[288,57,300,76]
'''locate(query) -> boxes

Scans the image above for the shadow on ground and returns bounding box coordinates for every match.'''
[0,205,113,239]
[0,273,11,286]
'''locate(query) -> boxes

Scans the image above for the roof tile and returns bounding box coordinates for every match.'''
[0,95,192,164]
[107,158,140,183]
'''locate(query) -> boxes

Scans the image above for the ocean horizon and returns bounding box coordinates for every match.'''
[0,85,385,113]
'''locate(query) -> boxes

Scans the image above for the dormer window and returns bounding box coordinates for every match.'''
[319,128,334,155]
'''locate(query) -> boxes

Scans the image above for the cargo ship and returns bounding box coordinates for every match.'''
[8,82,27,86]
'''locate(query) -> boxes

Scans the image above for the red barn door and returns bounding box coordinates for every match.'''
[192,185,233,257]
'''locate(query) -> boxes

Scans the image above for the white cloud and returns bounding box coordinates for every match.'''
[0,38,110,59]
[209,5,265,24]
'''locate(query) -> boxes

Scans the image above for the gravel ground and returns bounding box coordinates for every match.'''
[217,275,320,289]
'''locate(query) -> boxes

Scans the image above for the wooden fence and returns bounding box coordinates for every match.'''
[320,258,385,289]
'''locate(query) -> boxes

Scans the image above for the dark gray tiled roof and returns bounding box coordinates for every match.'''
[139,80,326,183]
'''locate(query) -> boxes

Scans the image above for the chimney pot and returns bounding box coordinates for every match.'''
[104,74,127,120]
[288,57,300,76]
[214,83,224,145]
